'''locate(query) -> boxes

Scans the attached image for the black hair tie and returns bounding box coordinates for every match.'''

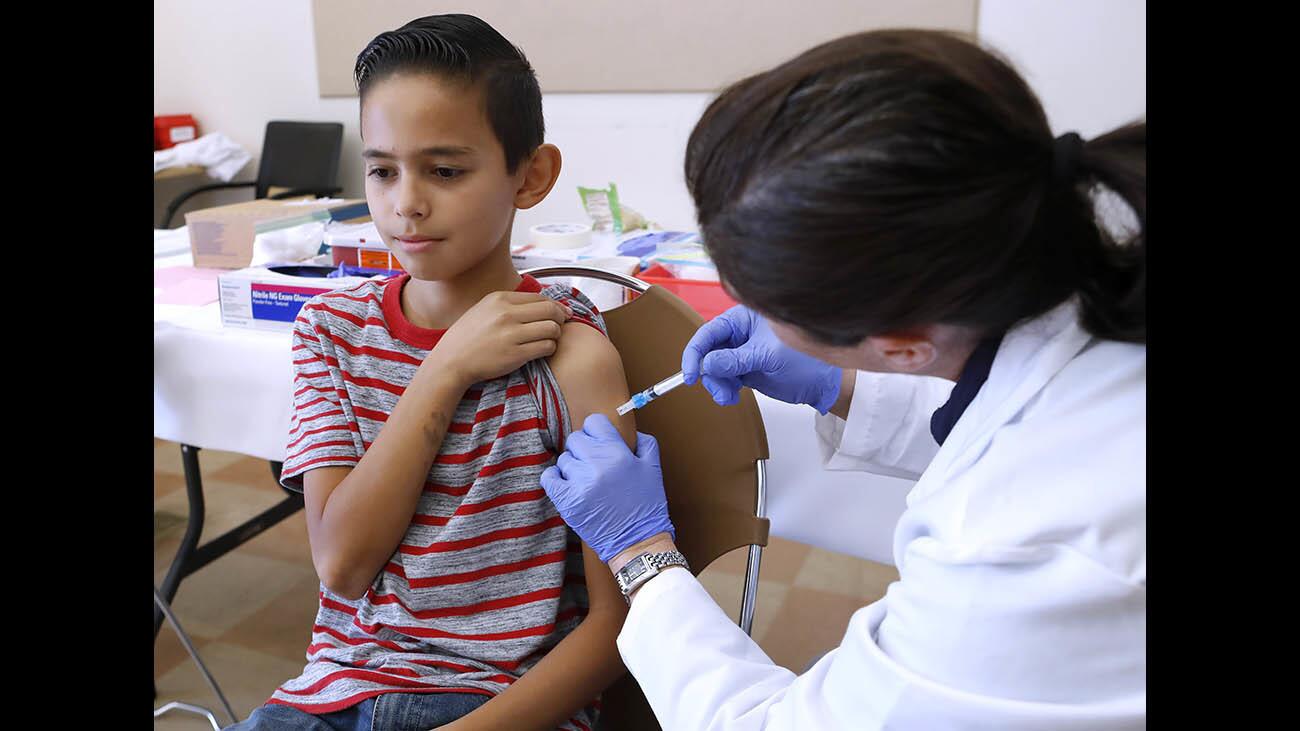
[1052,132,1084,186]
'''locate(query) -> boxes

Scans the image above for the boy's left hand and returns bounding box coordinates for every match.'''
[424,291,572,388]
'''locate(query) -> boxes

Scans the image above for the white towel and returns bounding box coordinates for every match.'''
[154,132,253,182]
[250,221,327,266]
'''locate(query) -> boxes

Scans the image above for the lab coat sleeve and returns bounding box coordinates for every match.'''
[617,541,1145,730]
[813,370,954,481]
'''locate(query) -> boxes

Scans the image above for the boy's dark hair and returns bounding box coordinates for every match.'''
[685,29,1146,345]
[355,14,544,172]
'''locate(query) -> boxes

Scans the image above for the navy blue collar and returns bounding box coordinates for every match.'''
[930,333,1005,446]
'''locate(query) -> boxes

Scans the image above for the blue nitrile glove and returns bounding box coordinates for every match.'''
[681,305,843,414]
[539,414,675,563]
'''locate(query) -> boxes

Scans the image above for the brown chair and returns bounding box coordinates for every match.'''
[524,266,771,731]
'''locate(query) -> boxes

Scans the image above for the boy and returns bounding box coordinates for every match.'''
[229,14,634,731]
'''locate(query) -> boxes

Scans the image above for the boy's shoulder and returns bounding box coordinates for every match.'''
[534,281,606,336]
[541,281,626,410]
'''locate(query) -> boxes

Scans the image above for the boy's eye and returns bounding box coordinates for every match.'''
[367,168,392,180]
[434,167,462,180]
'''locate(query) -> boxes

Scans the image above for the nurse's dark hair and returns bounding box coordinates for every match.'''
[354,14,543,172]
[685,29,1146,345]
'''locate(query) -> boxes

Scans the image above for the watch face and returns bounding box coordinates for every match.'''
[623,559,647,581]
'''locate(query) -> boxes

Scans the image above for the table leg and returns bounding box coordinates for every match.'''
[153,445,302,655]
[155,444,206,643]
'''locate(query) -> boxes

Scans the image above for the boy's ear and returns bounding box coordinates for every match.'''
[514,143,562,210]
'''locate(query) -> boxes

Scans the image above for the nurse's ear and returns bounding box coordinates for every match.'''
[867,323,983,379]
[865,332,938,374]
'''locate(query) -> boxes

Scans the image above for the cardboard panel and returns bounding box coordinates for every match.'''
[184,198,364,269]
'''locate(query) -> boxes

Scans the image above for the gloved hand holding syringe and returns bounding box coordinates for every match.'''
[616,370,689,415]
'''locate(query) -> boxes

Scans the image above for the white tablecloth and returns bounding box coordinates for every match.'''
[153,232,910,564]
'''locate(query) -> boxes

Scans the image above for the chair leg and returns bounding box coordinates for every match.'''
[740,544,763,636]
[154,585,240,726]
[739,459,769,636]
[154,701,223,731]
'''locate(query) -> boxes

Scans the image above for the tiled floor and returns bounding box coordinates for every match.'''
[153,438,899,729]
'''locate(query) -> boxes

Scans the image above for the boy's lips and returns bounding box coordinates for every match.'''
[394,236,445,253]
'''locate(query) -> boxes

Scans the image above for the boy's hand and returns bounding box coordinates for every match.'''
[427,291,572,387]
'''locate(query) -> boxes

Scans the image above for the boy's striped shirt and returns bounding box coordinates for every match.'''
[274,273,604,730]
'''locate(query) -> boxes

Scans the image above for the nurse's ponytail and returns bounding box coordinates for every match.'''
[685,29,1146,346]
[1068,125,1146,343]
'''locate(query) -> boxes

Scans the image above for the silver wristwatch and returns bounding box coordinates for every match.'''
[614,550,689,604]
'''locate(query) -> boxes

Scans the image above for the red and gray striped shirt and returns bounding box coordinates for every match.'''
[275,273,604,730]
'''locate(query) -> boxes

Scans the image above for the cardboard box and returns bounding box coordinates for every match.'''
[185,198,365,269]
[218,266,379,332]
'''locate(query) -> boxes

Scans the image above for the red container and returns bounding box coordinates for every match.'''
[331,245,404,271]
[154,114,200,150]
[636,264,737,321]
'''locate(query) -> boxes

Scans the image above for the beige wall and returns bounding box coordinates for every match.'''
[155,0,1146,240]
[154,0,364,225]
[312,0,977,94]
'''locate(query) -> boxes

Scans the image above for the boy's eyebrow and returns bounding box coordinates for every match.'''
[363,146,475,159]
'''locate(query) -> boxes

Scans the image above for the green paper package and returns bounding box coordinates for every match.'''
[578,182,651,234]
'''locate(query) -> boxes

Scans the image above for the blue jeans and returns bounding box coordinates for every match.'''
[225,691,490,731]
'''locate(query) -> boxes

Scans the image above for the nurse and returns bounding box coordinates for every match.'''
[540,29,1145,730]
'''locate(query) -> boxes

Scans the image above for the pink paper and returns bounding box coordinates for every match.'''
[155,266,223,306]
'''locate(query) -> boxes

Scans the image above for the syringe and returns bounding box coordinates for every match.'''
[616,370,689,415]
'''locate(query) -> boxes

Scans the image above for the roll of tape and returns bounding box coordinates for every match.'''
[530,222,592,250]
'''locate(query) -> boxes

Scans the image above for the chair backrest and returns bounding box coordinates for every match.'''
[254,121,344,199]
[526,268,770,731]
[601,284,771,570]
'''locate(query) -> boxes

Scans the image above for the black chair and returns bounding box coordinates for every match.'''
[160,121,345,229]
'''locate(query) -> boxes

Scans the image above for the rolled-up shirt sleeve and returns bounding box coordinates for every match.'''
[814,370,954,481]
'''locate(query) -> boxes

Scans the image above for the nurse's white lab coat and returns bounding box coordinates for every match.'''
[615,298,1145,730]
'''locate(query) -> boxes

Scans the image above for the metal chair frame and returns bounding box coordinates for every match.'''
[153,585,239,729]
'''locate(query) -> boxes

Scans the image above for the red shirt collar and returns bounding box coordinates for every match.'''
[381,273,544,349]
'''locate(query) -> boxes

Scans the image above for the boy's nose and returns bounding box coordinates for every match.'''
[395,181,429,220]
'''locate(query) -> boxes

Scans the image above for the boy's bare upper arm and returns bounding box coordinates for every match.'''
[543,319,634,613]
[546,321,636,450]
[547,321,637,616]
